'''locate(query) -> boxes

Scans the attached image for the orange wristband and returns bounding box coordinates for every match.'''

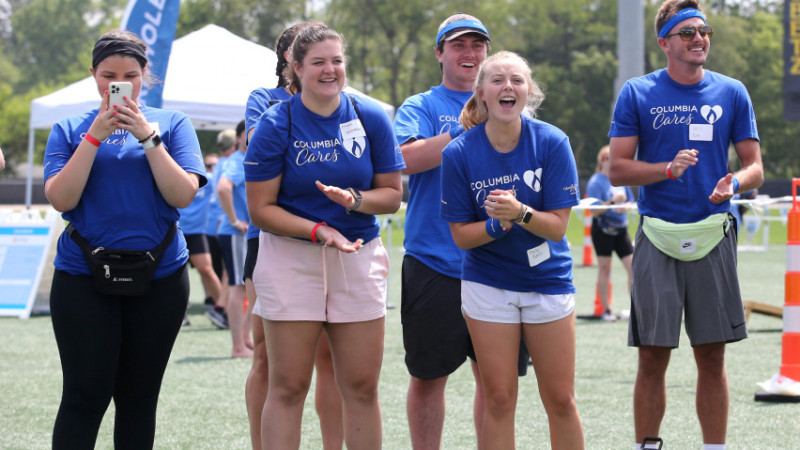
[85,133,102,147]
[310,222,327,244]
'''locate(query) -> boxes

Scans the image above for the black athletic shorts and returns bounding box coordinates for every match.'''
[591,220,634,258]
[401,255,528,379]
[243,237,259,282]
[184,233,210,256]
[207,235,223,280]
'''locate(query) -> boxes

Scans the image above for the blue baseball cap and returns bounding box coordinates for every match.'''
[436,14,490,47]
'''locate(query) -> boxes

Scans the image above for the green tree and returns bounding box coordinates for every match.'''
[8,0,96,92]
[726,11,800,178]
[326,0,467,106]
[536,49,617,178]
[177,0,314,47]
[502,0,618,177]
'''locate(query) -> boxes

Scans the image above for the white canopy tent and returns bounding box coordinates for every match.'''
[26,24,395,206]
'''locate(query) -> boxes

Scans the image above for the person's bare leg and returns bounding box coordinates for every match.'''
[227,285,252,358]
[218,269,229,309]
[407,375,447,450]
[464,315,519,449]
[596,255,613,312]
[244,278,266,449]
[315,331,343,450]
[261,320,322,450]
[694,343,728,445]
[190,252,222,304]
[634,346,671,444]
[524,315,584,449]
[326,318,384,449]
[470,359,485,449]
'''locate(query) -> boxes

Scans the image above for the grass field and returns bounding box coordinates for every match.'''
[0,208,796,449]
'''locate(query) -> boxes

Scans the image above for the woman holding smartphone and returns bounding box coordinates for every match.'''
[245,25,404,448]
[440,51,584,448]
[43,29,205,449]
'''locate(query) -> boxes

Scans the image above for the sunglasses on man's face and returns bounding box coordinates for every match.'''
[665,25,713,42]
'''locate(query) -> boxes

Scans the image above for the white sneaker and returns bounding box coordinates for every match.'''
[601,311,618,322]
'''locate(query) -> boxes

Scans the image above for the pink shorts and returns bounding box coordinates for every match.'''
[251,232,389,323]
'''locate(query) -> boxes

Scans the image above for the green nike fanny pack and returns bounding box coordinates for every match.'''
[641,213,730,262]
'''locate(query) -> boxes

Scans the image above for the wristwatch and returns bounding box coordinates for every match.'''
[142,134,162,150]
[518,206,533,224]
[346,188,362,214]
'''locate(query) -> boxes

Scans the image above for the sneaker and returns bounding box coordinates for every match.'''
[639,436,663,449]
[181,314,191,327]
[203,296,215,309]
[601,311,618,322]
[205,307,229,329]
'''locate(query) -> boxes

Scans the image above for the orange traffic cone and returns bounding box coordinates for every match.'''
[755,178,800,402]
[594,281,612,316]
[583,207,593,267]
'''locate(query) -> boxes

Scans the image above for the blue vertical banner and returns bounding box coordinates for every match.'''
[120,0,181,108]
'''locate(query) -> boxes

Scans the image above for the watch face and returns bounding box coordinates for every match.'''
[522,210,533,224]
[143,134,161,150]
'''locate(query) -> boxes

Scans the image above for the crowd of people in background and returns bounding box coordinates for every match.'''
[40,0,764,448]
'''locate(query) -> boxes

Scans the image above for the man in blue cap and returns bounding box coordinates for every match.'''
[394,13,529,448]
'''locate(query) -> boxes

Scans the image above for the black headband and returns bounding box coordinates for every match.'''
[92,37,148,70]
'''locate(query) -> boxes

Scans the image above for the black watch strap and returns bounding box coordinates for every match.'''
[346,187,362,214]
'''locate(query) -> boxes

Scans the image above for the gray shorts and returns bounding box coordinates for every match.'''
[628,219,747,348]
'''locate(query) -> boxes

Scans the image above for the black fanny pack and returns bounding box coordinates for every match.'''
[66,222,176,296]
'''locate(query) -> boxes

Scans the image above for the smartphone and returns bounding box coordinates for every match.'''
[108,81,133,108]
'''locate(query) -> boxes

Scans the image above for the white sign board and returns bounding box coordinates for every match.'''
[0,209,59,319]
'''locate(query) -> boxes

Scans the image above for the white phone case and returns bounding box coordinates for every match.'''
[108,82,133,107]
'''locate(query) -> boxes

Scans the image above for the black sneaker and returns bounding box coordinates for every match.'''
[203,296,215,309]
[205,307,229,329]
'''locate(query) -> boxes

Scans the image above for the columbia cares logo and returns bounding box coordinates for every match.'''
[523,169,543,192]
[700,105,723,124]
[343,137,366,158]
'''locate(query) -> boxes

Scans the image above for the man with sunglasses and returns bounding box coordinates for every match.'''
[608,1,763,449]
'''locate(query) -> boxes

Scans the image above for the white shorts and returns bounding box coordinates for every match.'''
[251,232,388,323]
[461,280,575,324]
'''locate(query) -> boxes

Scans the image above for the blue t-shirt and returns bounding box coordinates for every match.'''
[44,106,206,278]
[216,150,250,236]
[609,69,759,223]
[394,84,473,278]
[244,87,292,240]
[585,172,634,229]
[246,87,291,136]
[204,155,228,237]
[440,117,580,293]
[178,170,213,235]
[245,92,405,243]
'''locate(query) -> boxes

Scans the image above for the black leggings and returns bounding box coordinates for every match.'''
[50,264,189,450]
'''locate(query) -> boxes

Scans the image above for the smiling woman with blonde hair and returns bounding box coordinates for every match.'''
[441,51,584,449]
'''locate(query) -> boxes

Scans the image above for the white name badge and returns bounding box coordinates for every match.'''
[526,241,551,267]
[689,124,713,141]
[340,119,366,140]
